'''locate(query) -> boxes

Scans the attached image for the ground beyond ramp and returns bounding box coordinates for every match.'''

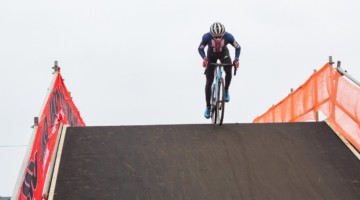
[51,122,360,199]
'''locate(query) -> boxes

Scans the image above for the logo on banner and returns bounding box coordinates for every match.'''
[59,87,80,126]
[21,152,38,200]
[41,116,49,172]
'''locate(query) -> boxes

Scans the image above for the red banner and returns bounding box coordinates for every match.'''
[16,69,85,200]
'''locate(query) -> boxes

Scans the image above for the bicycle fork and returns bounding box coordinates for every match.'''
[211,68,222,114]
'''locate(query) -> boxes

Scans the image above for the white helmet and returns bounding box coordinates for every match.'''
[210,22,225,37]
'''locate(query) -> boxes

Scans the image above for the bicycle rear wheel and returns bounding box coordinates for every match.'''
[216,77,225,125]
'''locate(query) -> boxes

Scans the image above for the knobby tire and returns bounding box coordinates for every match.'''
[217,78,225,125]
[211,84,217,124]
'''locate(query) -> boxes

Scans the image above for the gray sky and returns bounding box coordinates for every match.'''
[1,0,360,196]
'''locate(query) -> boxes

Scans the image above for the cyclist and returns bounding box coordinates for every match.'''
[198,22,241,119]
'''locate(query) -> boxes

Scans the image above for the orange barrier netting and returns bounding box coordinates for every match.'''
[253,63,360,152]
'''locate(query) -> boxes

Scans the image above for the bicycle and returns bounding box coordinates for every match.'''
[205,63,237,125]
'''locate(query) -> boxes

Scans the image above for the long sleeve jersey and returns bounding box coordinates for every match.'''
[198,32,241,59]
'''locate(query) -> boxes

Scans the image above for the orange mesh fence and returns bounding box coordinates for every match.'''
[253,63,360,151]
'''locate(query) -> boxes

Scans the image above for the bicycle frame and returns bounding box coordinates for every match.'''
[207,63,233,125]
[212,66,222,108]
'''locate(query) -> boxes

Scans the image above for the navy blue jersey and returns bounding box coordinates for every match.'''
[198,32,241,59]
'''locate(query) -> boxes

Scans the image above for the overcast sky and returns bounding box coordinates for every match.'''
[1,0,360,196]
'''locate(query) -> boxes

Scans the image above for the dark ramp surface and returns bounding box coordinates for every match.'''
[53,122,360,200]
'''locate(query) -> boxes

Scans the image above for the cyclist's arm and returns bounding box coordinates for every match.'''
[198,34,210,59]
[227,33,241,59]
[234,43,241,59]
[198,44,206,59]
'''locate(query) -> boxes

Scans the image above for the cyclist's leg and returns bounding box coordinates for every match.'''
[220,50,232,91]
[205,57,217,108]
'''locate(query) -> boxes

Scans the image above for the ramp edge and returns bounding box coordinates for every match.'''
[48,125,68,200]
[326,119,360,160]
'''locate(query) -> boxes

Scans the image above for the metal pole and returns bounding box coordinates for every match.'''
[52,60,59,73]
[313,69,319,122]
[31,117,39,128]
[336,65,360,87]
[329,56,335,65]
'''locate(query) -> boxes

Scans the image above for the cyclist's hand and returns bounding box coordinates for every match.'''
[202,57,208,68]
[233,58,239,69]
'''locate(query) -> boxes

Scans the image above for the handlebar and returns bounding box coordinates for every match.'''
[208,63,234,67]
[204,63,237,76]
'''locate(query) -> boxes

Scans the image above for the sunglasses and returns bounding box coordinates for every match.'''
[214,36,223,39]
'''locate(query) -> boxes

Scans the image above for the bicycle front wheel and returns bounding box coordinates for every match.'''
[216,77,225,125]
[211,84,217,124]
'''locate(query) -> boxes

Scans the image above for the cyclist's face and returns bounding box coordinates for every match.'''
[213,36,222,41]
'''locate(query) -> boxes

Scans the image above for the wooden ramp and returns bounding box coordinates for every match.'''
[49,122,360,200]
